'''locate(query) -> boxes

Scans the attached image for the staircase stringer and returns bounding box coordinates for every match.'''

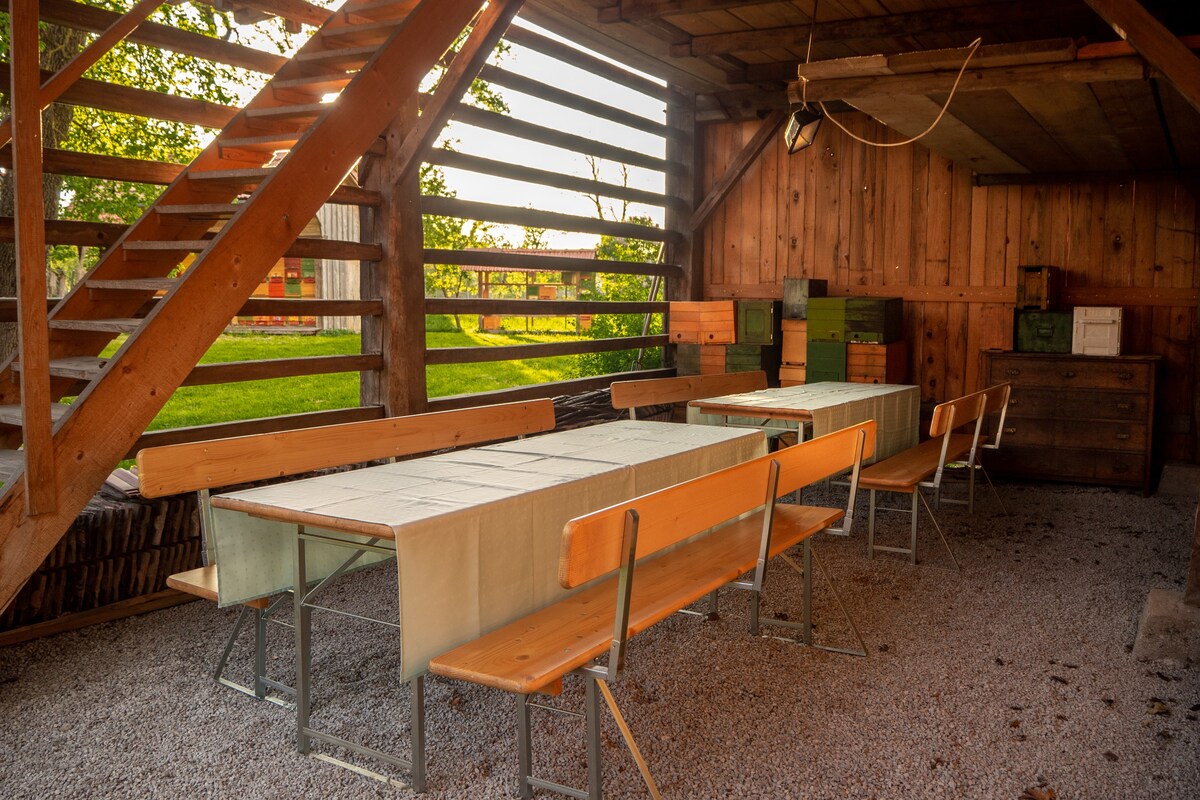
[0,0,491,614]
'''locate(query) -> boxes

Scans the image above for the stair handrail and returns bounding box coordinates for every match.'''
[0,0,165,150]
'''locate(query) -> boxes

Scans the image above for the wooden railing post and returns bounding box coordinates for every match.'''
[665,87,701,304]
[9,0,56,515]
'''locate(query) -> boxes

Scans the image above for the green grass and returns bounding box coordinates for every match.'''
[102,328,584,431]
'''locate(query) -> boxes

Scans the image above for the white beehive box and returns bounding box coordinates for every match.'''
[1072,306,1122,355]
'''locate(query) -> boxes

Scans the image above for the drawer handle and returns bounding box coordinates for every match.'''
[1060,370,1076,378]
[1115,433,1131,440]
[1008,399,1019,406]
[1118,371,1133,380]
[1115,402,1132,411]
[1005,368,1021,377]
[1004,427,1017,435]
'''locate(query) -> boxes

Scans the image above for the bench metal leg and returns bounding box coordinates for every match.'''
[867,489,877,559]
[802,540,813,645]
[411,676,426,793]
[253,607,267,700]
[294,535,312,755]
[909,490,919,564]
[585,679,604,800]
[517,694,534,800]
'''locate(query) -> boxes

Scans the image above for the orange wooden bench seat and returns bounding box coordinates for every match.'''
[431,503,842,695]
[168,565,268,610]
[429,421,876,800]
[858,433,978,493]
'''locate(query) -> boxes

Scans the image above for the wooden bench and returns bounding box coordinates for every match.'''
[429,420,875,800]
[610,370,767,420]
[858,386,1008,566]
[139,399,557,708]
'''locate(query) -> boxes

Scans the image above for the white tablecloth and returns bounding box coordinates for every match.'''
[210,420,766,680]
[689,382,919,461]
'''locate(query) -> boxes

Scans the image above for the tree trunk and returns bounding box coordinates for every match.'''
[0,23,88,361]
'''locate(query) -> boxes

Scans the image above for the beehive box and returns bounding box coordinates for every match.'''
[805,297,847,342]
[675,343,700,375]
[668,301,736,344]
[782,278,828,319]
[806,340,847,382]
[846,341,908,384]
[736,300,780,345]
[779,364,806,386]
[700,344,728,374]
[1072,306,1122,356]
[1016,266,1060,310]
[1015,311,1072,353]
[725,344,782,377]
[845,297,904,343]
[781,319,807,365]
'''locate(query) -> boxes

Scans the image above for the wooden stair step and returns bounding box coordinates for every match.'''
[344,0,416,23]
[0,449,23,483]
[13,356,108,381]
[86,278,179,291]
[319,19,400,47]
[155,203,242,220]
[219,133,301,155]
[188,167,273,189]
[244,103,329,123]
[271,73,354,101]
[293,44,376,70]
[49,318,143,334]
[0,403,71,427]
[123,240,208,254]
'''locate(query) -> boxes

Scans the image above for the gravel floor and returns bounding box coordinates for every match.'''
[1,481,1197,799]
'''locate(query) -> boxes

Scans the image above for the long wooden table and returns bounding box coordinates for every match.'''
[688,382,920,462]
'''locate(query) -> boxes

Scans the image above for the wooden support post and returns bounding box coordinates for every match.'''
[9,0,56,515]
[361,100,428,416]
[664,88,701,304]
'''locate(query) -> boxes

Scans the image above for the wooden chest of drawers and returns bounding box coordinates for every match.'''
[982,352,1158,492]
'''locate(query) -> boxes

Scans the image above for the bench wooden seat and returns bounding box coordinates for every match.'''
[430,420,875,799]
[167,565,267,610]
[610,371,767,420]
[858,433,978,492]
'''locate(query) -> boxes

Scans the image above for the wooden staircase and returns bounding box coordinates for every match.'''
[0,0,489,613]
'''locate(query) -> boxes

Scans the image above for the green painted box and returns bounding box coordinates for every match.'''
[736,300,781,346]
[675,343,701,375]
[845,297,904,343]
[806,340,847,381]
[1015,311,1072,353]
[725,343,782,379]
[805,297,847,342]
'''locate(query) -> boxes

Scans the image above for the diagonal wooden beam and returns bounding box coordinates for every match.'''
[393,0,525,186]
[669,0,1078,58]
[597,0,773,23]
[0,0,162,150]
[1084,0,1200,114]
[689,108,785,233]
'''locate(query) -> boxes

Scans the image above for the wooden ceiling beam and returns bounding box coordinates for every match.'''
[1084,0,1200,114]
[232,0,333,28]
[597,0,774,23]
[669,0,1079,58]
[0,0,286,74]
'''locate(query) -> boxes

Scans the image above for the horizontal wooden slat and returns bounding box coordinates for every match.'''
[127,406,386,456]
[0,589,196,648]
[426,148,683,210]
[182,354,384,387]
[451,104,682,175]
[426,368,676,411]
[0,296,383,322]
[1,0,287,73]
[422,196,682,244]
[426,334,668,365]
[424,248,683,279]
[476,64,671,137]
[0,63,238,129]
[0,146,184,185]
[706,284,1200,307]
[425,298,668,315]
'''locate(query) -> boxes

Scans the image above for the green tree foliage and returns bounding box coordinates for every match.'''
[573,215,663,376]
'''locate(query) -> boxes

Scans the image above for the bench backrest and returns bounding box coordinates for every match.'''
[559,420,876,589]
[137,398,556,497]
[610,371,767,418]
[928,390,987,438]
[979,382,1012,450]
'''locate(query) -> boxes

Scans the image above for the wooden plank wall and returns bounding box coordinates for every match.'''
[701,112,1199,463]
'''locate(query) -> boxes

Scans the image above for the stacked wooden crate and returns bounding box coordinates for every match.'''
[670,300,782,381]
[805,296,907,384]
[777,278,825,386]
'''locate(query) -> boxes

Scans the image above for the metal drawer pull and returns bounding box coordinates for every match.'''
[1115,433,1131,440]
[1118,371,1133,380]
[1004,427,1017,435]
[1008,399,1019,406]
[1060,370,1076,378]
[1115,402,1132,411]
[1005,368,1020,376]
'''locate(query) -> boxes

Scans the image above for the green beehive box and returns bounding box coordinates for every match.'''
[736,300,780,345]
[1015,311,1072,353]
[725,344,782,379]
[675,343,700,375]
[845,297,904,343]
[805,297,847,341]
[806,340,846,381]
[782,278,828,319]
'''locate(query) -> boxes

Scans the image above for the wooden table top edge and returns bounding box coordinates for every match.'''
[209,495,399,540]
